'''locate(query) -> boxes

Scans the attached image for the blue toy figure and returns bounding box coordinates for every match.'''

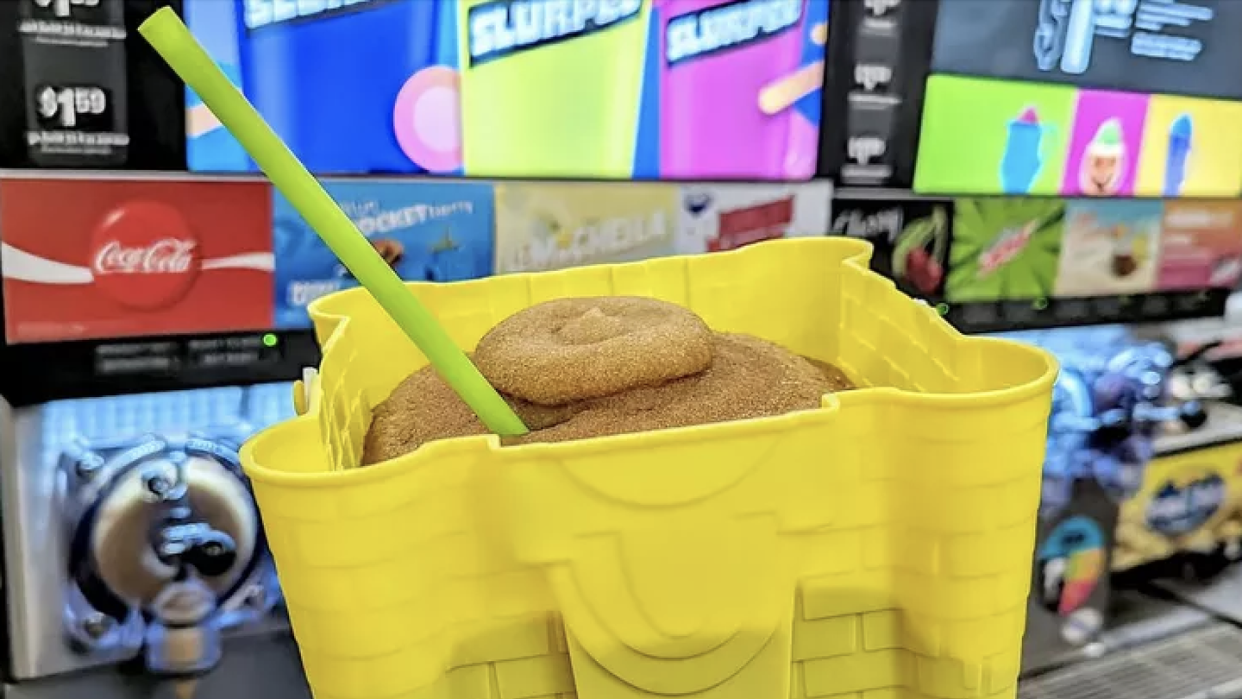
[1042,336,1206,513]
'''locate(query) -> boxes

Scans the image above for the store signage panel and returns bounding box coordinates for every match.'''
[0,175,275,344]
[915,75,1242,199]
[932,0,1242,101]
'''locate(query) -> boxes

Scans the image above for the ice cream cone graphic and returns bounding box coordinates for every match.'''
[1079,119,1126,196]
[1164,114,1193,196]
[1000,106,1050,194]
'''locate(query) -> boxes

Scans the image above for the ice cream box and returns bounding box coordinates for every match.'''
[273,179,495,328]
[493,181,680,274]
[674,181,832,255]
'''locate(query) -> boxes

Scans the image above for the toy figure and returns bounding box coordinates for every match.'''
[1044,341,1205,511]
[1037,555,1067,613]
[1167,341,1234,407]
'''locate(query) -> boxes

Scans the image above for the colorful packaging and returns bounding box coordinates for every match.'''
[458,0,649,178]
[273,179,495,329]
[493,181,679,273]
[656,0,808,179]
[236,0,447,173]
[830,197,953,300]
[1117,446,1240,569]
[1157,201,1242,292]
[1111,330,1242,581]
[944,198,1066,303]
[0,176,274,343]
[916,75,1242,199]
[1055,199,1162,297]
[675,182,830,255]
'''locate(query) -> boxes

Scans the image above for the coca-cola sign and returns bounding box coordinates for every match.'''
[88,201,202,311]
[92,239,198,276]
[0,178,274,344]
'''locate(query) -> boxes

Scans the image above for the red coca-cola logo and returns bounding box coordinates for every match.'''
[89,200,201,310]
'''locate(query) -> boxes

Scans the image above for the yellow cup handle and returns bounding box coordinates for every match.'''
[292,367,319,416]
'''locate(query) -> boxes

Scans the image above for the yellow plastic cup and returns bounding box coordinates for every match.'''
[458,0,650,178]
[243,238,1058,699]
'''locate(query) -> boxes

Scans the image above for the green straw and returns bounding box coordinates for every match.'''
[138,7,528,437]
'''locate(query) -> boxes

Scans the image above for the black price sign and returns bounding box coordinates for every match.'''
[18,0,128,166]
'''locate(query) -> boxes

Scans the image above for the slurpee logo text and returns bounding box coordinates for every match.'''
[666,0,802,66]
[243,0,382,30]
[978,223,1033,276]
[468,0,643,66]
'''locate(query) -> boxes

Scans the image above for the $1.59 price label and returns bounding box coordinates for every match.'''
[35,85,110,130]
